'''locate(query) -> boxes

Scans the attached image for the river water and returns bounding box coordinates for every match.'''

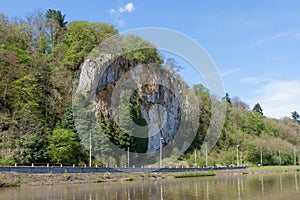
[0,172,299,200]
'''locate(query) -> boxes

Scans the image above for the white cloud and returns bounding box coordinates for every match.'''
[251,30,300,48]
[109,8,116,15]
[250,80,300,118]
[221,68,240,77]
[241,76,273,84]
[110,2,135,26]
[119,2,135,13]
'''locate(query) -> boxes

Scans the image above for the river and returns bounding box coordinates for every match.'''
[0,172,299,200]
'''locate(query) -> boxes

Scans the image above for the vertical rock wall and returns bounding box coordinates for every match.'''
[77,54,183,153]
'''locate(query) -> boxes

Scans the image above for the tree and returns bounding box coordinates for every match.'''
[291,111,300,124]
[62,21,118,71]
[4,75,48,164]
[193,84,209,95]
[231,96,249,111]
[61,105,76,132]
[121,34,163,64]
[25,10,51,55]
[188,84,211,151]
[47,128,85,164]
[45,9,67,47]
[223,93,232,106]
[252,103,263,115]
[116,90,134,150]
[165,58,184,76]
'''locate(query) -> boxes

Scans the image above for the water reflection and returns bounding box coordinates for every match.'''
[206,181,209,200]
[259,175,264,196]
[0,173,299,200]
[295,173,299,192]
[237,177,241,200]
[280,173,283,192]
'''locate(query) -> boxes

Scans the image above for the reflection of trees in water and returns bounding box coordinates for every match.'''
[1,173,300,199]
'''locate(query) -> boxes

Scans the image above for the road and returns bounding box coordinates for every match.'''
[0,166,247,174]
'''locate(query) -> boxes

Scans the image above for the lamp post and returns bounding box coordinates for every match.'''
[205,142,208,167]
[299,152,300,166]
[127,146,130,167]
[194,149,197,165]
[160,137,163,168]
[294,149,297,166]
[260,147,263,166]
[279,149,281,166]
[236,145,240,166]
[89,130,92,167]
[240,151,243,166]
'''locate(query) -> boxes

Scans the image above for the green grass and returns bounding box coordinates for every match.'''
[247,165,300,172]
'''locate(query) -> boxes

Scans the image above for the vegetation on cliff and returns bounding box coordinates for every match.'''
[0,10,299,167]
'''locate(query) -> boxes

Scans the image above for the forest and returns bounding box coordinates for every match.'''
[0,9,300,167]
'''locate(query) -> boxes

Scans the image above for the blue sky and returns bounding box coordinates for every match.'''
[1,0,300,118]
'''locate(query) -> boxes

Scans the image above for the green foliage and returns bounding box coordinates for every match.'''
[188,84,211,152]
[62,21,118,70]
[17,133,47,164]
[0,10,299,168]
[207,105,298,166]
[45,9,67,47]
[97,90,148,154]
[121,35,163,64]
[47,128,85,164]
[0,154,15,166]
[61,105,76,132]
[129,90,148,153]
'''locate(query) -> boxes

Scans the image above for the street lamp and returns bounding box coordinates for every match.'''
[279,149,281,166]
[194,149,197,166]
[205,142,208,167]
[299,152,300,166]
[240,151,243,166]
[160,137,163,168]
[236,145,240,166]
[89,130,92,167]
[260,147,263,166]
[127,146,130,167]
[294,149,297,166]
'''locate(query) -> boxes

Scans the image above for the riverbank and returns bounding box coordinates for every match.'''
[0,166,299,187]
[214,165,300,176]
[0,171,215,187]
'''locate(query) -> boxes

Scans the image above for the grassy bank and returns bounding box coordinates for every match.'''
[174,171,215,178]
[213,165,300,176]
[246,165,300,174]
[0,171,214,187]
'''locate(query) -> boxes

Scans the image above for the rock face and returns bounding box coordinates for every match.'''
[76,54,184,153]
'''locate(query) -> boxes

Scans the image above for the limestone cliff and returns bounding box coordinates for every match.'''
[76,54,189,153]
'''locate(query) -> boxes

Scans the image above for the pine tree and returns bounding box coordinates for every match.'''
[45,9,67,47]
[223,92,232,106]
[252,103,263,115]
[291,111,300,124]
